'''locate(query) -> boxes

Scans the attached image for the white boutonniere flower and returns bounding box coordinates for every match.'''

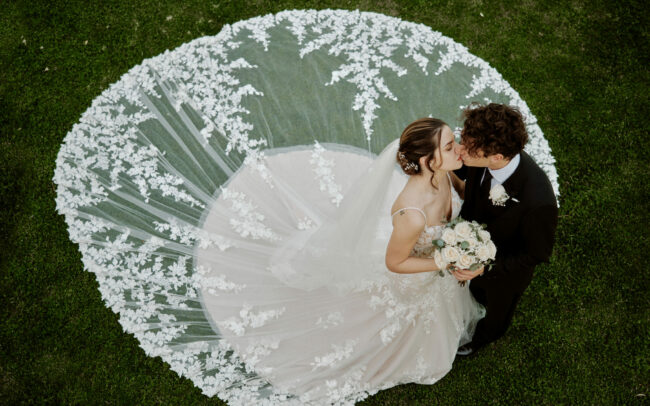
[489,184,510,206]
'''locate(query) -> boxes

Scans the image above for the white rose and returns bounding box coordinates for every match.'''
[441,228,457,245]
[476,244,491,262]
[458,253,474,269]
[465,235,479,248]
[433,250,447,269]
[442,246,460,263]
[478,229,491,243]
[486,241,497,259]
[454,221,473,239]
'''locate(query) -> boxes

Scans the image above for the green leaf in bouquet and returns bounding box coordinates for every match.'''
[460,241,469,250]
[446,217,460,227]
[433,239,445,248]
[469,263,482,271]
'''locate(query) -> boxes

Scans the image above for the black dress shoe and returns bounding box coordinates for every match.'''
[456,343,474,356]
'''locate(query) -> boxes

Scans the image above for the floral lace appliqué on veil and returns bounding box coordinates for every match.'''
[52,9,555,406]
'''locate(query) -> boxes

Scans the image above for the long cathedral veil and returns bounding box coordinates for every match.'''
[269,138,404,293]
[53,9,558,405]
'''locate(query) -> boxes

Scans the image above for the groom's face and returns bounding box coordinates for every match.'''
[455,142,490,167]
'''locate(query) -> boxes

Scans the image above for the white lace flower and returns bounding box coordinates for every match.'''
[221,304,286,336]
[316,312,344,329]
[489,184,510,206]
[311,340,357,370]
[220,187,279,241]
[310,141,343,206]
[297,216,315,230]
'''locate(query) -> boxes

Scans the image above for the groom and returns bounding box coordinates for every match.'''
[452,103,558,356]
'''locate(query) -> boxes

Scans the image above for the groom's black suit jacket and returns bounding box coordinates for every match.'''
[458,152,558,293]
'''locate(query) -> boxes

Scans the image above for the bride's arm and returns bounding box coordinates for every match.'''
[385,211,441,274]
[450,172,465,200]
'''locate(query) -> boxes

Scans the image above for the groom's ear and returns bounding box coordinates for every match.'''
[488,153,505,164]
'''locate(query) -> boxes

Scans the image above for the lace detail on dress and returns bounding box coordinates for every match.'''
[220,304,287,336]
[367,178,467,344]
[219,187,280,241]
[310,141,344,207]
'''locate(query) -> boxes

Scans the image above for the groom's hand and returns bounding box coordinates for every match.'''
[453,266,484,282]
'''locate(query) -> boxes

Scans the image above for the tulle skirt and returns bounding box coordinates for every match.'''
[196,144,484,402]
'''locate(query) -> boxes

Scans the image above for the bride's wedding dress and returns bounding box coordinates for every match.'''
[53,9,556,405]
[196,141,484,403]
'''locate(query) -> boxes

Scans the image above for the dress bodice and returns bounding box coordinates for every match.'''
[391,173,463,259]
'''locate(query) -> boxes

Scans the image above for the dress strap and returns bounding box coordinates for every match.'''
[446,171,455,196]
[390,207,427,223]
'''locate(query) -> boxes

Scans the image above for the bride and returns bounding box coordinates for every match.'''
[386,118,468,275]
[196,117,485,404]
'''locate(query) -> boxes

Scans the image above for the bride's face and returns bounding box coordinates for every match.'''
[429,125,463,172]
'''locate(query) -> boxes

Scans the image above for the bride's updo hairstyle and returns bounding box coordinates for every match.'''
[397,117,446,187]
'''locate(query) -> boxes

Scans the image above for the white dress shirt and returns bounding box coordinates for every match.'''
[481,153,521,188]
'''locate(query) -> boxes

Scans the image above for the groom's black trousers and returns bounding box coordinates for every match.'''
[469,276,523,350]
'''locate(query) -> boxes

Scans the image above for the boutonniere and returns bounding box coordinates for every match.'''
[489,184,519,206]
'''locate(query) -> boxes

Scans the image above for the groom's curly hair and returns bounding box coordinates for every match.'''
[460,103,528,159]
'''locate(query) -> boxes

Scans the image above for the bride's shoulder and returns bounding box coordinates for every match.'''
[390,206,427,233]
[390,188,418,215]
[391,182,435,214]
[390,194,426,229]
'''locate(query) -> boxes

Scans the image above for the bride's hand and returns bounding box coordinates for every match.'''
[452,266,484,282]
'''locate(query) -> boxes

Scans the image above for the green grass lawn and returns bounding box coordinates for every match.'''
[1,0,648,404]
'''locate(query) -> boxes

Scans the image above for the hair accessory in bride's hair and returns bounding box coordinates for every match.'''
[406,161,418,171]
[398,151,419,172]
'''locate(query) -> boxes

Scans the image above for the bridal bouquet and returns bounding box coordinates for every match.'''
[432,217,496,286]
